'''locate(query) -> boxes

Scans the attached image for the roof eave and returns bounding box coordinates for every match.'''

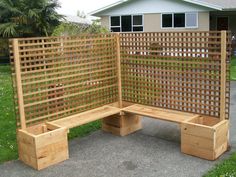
[222,8,236,11]
[182,0,223,10]
[89,0,223,17]
[89,0,129,16]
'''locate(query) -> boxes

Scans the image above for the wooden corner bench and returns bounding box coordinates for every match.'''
[17,102,229,170]
[51,102,228,161]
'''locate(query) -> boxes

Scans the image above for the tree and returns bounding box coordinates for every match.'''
[0,0,63,38]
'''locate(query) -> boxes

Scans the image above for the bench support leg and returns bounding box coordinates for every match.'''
[102,113,142,136]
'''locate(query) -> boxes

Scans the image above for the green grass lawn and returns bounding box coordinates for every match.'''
[0,64,101,163]
[230,56,236,80]
[204,153,236,177]
[0,65,17,163]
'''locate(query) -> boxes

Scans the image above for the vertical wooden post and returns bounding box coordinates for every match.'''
[116,33,122,108]
[13,39,26,130]
[220,31,227,121]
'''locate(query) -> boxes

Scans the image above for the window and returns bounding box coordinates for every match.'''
[162,14,172,28]
[162,12,198,28]
[122,16,132,32]
[185,13,198,28]
[110,15,143,32]
[133,15,143,31]
[174,13,185,27]
[110,16,121,32]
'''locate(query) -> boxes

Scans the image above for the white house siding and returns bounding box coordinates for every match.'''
[100,12,210,32]
[96,0,211,16]
[101,16,110,29]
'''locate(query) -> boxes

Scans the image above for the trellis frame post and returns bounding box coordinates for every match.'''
[13,39,26,130]
[116,33,122,108]
[220,31,227,121]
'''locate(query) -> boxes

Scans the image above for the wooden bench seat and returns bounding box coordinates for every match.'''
[122,104,199,123]
[52,103,201,130]
[52,106,121,129]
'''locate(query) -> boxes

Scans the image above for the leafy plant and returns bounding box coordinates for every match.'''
[0,0,63,37]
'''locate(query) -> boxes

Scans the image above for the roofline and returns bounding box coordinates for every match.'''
[89,0,129,16]
[89,0,223,16]
[182,0,222,10]
[222,8,236,11]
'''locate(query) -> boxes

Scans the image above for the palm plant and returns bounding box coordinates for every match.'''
[0,0,62,37]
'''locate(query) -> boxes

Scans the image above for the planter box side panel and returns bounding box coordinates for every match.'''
[181,122,215,160]
[36,141,69,170]
[214,120,229,159]
[17,130,38,169]
[35,127,69,170]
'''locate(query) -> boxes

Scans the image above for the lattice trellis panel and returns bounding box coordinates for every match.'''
[10,34,119,127]
[120,32,231,119]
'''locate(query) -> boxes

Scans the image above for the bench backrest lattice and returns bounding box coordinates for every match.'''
[10,34,119,128]
[120,31,231,120]
[10,31,231,129]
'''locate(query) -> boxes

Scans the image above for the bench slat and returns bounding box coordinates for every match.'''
[51,106,120,129]
[122,104,199,123]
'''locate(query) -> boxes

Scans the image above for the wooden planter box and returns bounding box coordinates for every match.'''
[17,123,69,170]
[181,116,229,160]
[102,113,142,136]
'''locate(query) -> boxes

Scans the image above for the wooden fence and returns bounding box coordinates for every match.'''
[10,31,231,129]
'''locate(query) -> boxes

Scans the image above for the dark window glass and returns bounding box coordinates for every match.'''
[133,27,143,32]
[121,15,132,32]
[174,13,185,27]
[111,27,120,32]
[133,15,142,25]
[162,14,172,28]
[111,16,120,26]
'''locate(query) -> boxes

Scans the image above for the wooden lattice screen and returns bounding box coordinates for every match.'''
[120,31,231,119]
[10,31,231,129]
[10,34,119,128]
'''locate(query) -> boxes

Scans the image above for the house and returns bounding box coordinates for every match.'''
[90,0,236,36]
[62,15,92,25]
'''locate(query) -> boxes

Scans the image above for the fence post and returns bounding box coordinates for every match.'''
[13,39,26,130]
[220,31,227,121]
[116,33,122,108]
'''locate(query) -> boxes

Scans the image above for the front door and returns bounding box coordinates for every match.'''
[217,17,229,31]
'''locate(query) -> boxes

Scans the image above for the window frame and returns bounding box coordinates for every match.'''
[161,12,198,29]
[110,14,144,32]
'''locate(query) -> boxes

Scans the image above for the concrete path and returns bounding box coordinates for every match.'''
[0,82,236,177]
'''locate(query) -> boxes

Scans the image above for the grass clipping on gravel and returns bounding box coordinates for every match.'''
[204,153,236,177]
[0,64,101,164]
